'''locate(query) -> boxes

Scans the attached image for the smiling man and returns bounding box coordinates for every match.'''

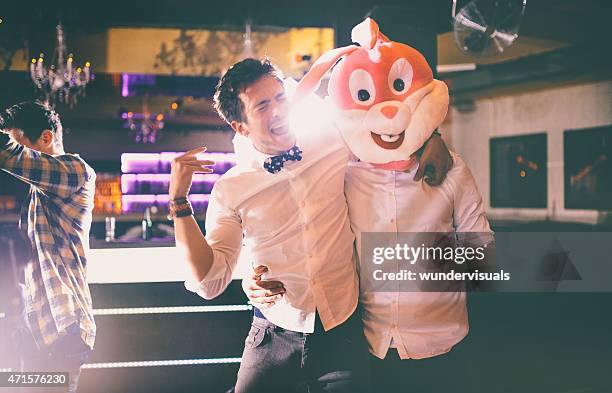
[169,58,451,393]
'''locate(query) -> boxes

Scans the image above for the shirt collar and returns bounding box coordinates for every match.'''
[232,134,271,169]
[232,133,301,170]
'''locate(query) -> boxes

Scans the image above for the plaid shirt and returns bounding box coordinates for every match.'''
[0,133,96,350]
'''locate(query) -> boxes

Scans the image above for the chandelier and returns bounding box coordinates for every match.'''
[243,20,254,59]
[30,24,92,107]
[122,111,166,144]
[121,95,166,144]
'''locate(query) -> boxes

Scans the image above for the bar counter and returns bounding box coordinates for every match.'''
[88,238,252,284]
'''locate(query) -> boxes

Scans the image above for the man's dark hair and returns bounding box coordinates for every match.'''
[0,101,63,148]
[213,58,284,124]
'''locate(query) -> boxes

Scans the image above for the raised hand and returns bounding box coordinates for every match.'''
[169,146,215,199]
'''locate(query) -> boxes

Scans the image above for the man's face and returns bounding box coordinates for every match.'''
[234,75,295,154]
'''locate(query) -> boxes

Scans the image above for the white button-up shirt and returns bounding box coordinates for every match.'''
[345,152,493,359]
[187,127,358,334]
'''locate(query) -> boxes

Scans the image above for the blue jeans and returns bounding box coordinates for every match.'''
[234,310,371,393]
[17,323,91,393]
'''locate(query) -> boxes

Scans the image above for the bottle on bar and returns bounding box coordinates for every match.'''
[142,207,153,241]
[105,216,116,242]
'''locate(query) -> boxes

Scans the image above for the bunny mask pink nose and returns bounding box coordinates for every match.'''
[381,106,398,119]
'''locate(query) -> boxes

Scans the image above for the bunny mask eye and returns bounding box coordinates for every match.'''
[349,69,376,106]
[388,58,413,95]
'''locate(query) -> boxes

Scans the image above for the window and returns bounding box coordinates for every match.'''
[490,133,547,208]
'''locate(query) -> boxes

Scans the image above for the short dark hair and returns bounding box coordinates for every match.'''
[213,58,284,124]
[0,101,63,148]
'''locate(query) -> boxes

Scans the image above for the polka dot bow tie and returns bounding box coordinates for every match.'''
[263,146,303,174]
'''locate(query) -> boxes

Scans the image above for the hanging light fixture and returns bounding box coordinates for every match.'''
[123,111,166,144]
[243,20,254,59]
[121,94,166,144]
[29,23,92,107]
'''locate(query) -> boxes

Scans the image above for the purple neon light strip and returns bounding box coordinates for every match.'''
[121,194,210,213]
[157,152,236,163]
[121,153,161,174]
[121,153,161,163]
[122,152,235,174]
[120,174,220,193]
[122,195,156,203]
[121,174,136,193]
[123,174,220,182]
[122,73,129,97]
[153,195,211,203]
[120,194,211,203]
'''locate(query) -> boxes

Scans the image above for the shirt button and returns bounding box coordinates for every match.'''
[390,218,395,223]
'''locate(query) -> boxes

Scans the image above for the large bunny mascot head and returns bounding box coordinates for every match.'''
[295,18,449,171]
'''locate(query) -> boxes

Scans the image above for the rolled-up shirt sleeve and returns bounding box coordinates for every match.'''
[451,156,494,246]
[0,133,93,199]
[184,187,244,299]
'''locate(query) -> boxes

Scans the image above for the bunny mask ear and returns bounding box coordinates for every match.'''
[293,45,359,104]
[351,17,390,49]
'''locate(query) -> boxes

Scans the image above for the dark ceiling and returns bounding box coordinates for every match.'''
[1,0,610,128]
[4,0,449,30]
[2,0,610,44]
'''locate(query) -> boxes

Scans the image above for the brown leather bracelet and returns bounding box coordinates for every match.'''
[169,197,189,206]
[167,198,194,220]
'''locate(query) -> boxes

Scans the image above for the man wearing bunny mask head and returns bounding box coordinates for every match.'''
[171,55,452,392]
[246,18,494,392]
